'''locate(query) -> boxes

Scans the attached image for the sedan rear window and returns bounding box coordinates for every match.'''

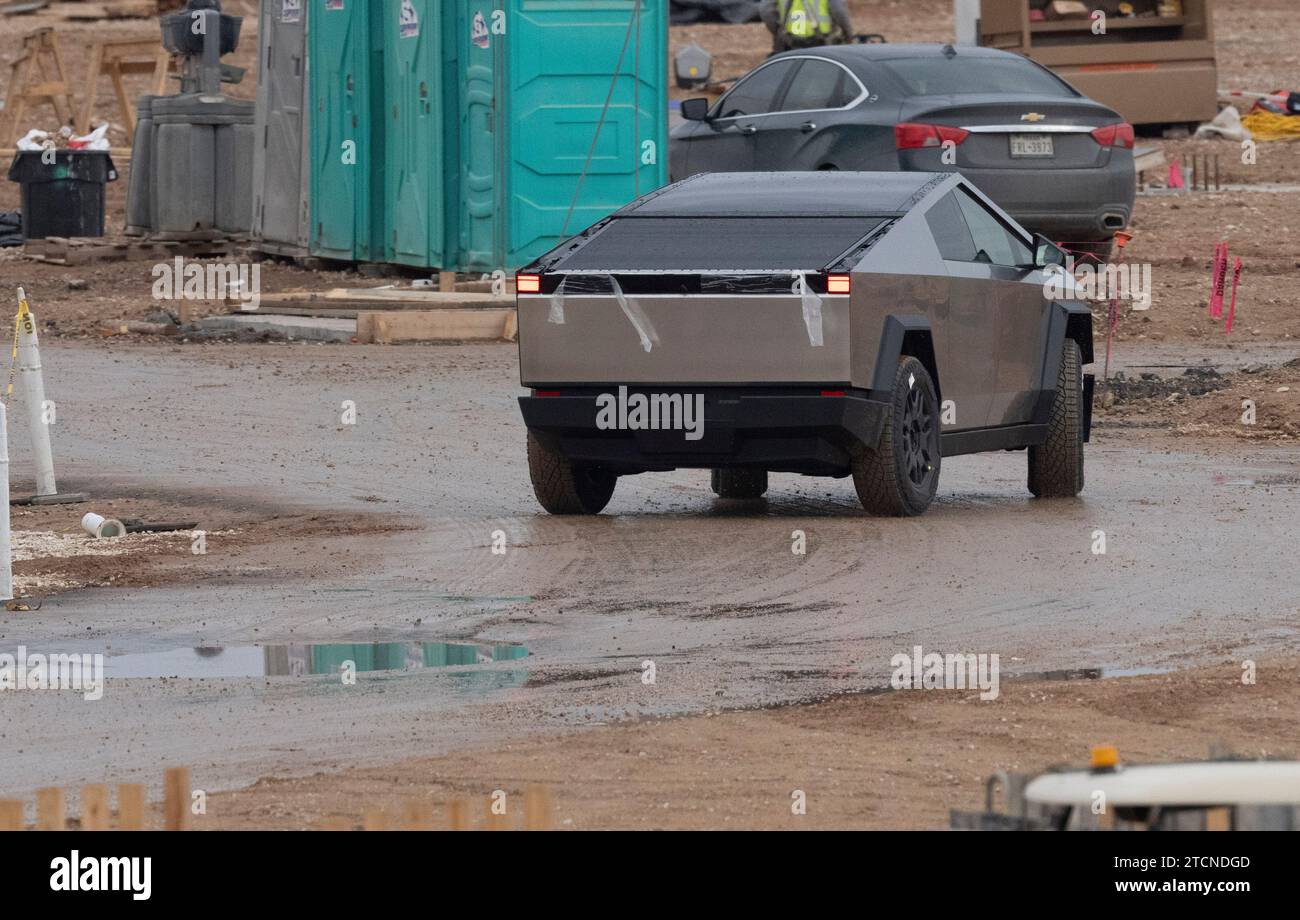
[555,217,885,272]
[879,56,1076,98]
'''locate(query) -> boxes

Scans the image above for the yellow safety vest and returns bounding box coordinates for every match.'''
[780,0,832,39]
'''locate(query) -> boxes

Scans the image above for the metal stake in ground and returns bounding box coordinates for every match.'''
[1101,231,1134,399]
[10,287,85,506]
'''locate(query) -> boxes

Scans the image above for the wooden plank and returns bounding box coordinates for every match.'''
[1206,807,1231,831]
[81,785,110,830]
[0,800,24,831]
[362,809,391,831]
[50,1,157,20]
[164,767,190,831]
[77,39,106,134]
[246,289,512,308]
[117,784,145,831]
[26,237,238,267]
[523,786,553,831]
[447,799,472,831]
[35,788,65,830]
[361,309,516,344]
[402,800,435,831]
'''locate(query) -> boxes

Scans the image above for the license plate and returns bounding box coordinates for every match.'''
[1010,134,1054,157]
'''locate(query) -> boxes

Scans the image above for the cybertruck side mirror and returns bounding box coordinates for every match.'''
[1033,234,1068,269]
[681,98,712,122]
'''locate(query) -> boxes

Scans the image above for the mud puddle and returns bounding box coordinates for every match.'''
[100,640,530,679]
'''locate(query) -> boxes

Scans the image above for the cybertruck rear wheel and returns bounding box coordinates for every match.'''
[527,431,616,515]
[853,356,941,517]
[710,468,768,499]
[1028,339,1085,498]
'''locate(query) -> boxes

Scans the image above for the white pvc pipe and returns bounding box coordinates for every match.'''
[954,0,981,45]
[81,513,126,539]
[15,288,56,497]
[0,403,11,602]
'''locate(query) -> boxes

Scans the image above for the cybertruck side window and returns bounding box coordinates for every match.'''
[954,189,1033,268]
[714,60,799,119]
[924,192,977,262]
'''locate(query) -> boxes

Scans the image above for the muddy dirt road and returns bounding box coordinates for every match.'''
[2,340,1297,802]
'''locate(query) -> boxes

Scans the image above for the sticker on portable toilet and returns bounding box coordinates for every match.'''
[326,0,344,9]
[472,11,491,49]
[281,0,302,23]
[400,0,420,39]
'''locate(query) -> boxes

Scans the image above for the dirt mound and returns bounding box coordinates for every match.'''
[1102,362,1300,440]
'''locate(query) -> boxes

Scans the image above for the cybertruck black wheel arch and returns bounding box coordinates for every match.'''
[1033,301,1094,434]
[870,315,942,406]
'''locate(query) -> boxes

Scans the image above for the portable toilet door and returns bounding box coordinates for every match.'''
[503,0,668,269]
[454,2,505,275]
[309,0,375,263]
[382,0,445,269]
[252,0,310,256]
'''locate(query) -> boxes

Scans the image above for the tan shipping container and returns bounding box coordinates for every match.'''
[978,0,1218,126]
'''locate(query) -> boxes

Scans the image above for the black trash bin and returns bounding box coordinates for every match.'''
[6,151,118,240]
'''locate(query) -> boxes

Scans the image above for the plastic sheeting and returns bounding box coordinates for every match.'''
[792,272,825,348]
[548,275,567,325]
[610,277,661,353]
[545,273,660,352]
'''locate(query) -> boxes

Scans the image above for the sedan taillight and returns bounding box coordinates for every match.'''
[894,122,970,150]
[1090,122,1135,149]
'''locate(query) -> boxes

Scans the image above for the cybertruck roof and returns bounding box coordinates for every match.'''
[620,171,946,219]
[533,171,961,274]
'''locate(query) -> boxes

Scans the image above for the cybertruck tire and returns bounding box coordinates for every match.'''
[853,356,941,517]
[710,468,768,499]
[527,431,616,515]
[1028,338,1085,498]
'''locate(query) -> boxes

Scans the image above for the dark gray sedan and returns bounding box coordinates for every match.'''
[671,43,1135,256]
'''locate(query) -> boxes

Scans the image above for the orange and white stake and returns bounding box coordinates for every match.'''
[1225,259,1244,334]
[1210,243,1229,318]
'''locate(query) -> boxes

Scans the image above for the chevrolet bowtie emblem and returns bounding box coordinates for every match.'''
[1021,112,1048,122]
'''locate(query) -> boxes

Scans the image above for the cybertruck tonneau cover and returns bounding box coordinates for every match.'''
[551,216,891,273]
[536,172,936,275]
[620,170,936,218]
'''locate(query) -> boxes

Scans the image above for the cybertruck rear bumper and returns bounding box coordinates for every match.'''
[519,387,890,477]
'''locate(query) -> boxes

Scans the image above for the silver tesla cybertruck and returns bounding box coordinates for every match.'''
[515,171,1094,516]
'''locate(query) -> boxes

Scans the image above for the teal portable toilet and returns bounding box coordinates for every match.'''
[307,0,666,272]
[251,0,310,256]
[446,0,667,272]
[309,0,382,262]
[381,0,446,269]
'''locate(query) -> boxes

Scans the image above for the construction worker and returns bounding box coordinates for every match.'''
[760,0,854,54]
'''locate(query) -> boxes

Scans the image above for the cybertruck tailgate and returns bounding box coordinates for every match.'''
[517,214,882,386]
